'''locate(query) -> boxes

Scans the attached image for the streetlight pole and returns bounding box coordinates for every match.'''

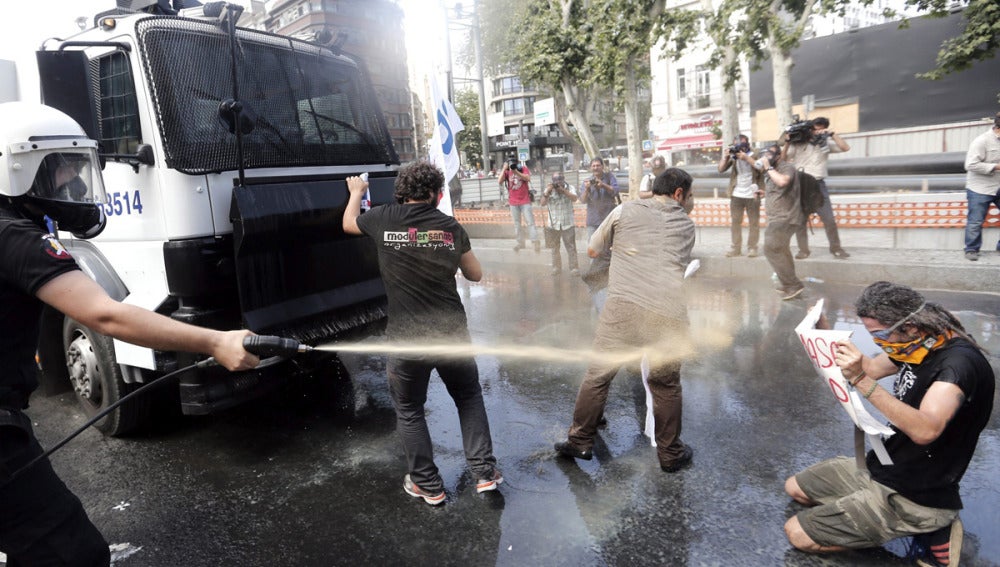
[472,0,490,171]
[442,0,455,103]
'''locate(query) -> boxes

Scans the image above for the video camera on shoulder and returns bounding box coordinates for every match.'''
[507,158,523,173]
[785,115,815,145]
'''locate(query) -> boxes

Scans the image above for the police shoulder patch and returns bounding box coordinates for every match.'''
[41,234,74,261]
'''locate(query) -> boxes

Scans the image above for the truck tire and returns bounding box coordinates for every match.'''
[62,318,148,436]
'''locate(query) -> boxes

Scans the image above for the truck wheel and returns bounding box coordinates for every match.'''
[62,318,146,436]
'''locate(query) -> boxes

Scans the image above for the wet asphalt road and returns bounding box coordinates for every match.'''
[17,260,1000,567]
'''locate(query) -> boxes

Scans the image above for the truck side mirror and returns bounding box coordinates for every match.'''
[135,144,155,166]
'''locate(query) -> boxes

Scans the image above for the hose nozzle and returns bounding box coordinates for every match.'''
[242,335,313,357]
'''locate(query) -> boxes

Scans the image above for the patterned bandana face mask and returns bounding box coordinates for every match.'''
[872,332,950,365]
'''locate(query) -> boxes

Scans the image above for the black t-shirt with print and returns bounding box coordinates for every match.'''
[867,337,995,509]
[0,216,80,409]
[356,202,472,341]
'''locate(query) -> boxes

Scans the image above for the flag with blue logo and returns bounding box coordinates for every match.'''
[428,78,464,215]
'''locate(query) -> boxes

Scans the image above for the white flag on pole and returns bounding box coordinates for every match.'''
[428,78,464,216]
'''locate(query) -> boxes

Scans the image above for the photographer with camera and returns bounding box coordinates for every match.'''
[784,116,851,259]
[580,157,620,238]
[540,172,580,275]
[756,143,805,300]
[498,157,540,253]
[638,155,668,199]
[718,134,764,258]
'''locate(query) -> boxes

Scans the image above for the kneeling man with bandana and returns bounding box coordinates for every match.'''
[783,281,994,567]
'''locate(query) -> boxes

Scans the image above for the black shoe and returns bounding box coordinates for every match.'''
[832,248,850,259]
[554,441,593,461]
[915,517,963,567]
[596,416,608,429]
[660,444,693,473]
[795,250,810,259]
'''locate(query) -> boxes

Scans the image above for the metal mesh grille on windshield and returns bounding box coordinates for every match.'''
[135,17,398,174]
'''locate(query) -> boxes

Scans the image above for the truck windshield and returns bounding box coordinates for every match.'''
[136,17,398,174]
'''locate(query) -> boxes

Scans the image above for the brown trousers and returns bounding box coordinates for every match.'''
[567,297,688,466]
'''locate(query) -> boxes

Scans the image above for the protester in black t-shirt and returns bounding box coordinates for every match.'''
[783,281,994,566]
[343,162,501,506]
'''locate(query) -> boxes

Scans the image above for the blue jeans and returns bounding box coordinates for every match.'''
[509,203,538,245]
[964,189,1000,252]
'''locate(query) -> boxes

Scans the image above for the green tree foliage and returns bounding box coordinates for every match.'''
[454,89,484,168]
[905,0,999,90]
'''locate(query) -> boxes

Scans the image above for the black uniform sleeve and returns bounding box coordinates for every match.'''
[0,221,79,296]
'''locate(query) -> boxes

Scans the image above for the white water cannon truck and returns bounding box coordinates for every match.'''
[23,1,398,435]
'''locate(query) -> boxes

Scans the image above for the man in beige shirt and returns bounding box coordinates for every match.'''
[962,113,1000,261]
[785,117,851,259]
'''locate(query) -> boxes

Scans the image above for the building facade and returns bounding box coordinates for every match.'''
[649,0,753,167]
[254,0,416,161]
[484,74,627,173]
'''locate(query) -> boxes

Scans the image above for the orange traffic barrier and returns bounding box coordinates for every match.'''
[454,201,1000,230]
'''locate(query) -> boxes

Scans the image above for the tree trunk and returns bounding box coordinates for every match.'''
[623,61,643,199]
[770,43,795,136]
[719,45,740,144]
[561,75,600,163]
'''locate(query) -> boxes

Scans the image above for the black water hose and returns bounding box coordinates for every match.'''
[5,335,311,484]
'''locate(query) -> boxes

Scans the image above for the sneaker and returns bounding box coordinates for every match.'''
[747,247,759,258]
[554,441,593,461]
[660,444,694,473]
[534,241,541,253]
[795,250,810,259]
[403,474,446,506]
[725,248,741,257]
[551,267,562,275]
[513,243,524,252]
[569,268,580,276]
[832,248,851,259]
[916,517,963,567]
[965,251,979,261]
[475,470,504,494]
[781,286,805,301]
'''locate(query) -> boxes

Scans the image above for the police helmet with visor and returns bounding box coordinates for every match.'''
[0,102,107,238]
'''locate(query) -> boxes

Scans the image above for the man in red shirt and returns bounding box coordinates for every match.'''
[499,158,540,253]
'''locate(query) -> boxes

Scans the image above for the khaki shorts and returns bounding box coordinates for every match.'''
[794,456,957,548]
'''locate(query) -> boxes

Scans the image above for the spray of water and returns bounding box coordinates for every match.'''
[314,327,733,368]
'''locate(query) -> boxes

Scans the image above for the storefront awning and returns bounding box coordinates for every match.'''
[656,134,723,152]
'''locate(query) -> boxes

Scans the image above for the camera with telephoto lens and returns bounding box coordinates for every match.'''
[784,115,815,145]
